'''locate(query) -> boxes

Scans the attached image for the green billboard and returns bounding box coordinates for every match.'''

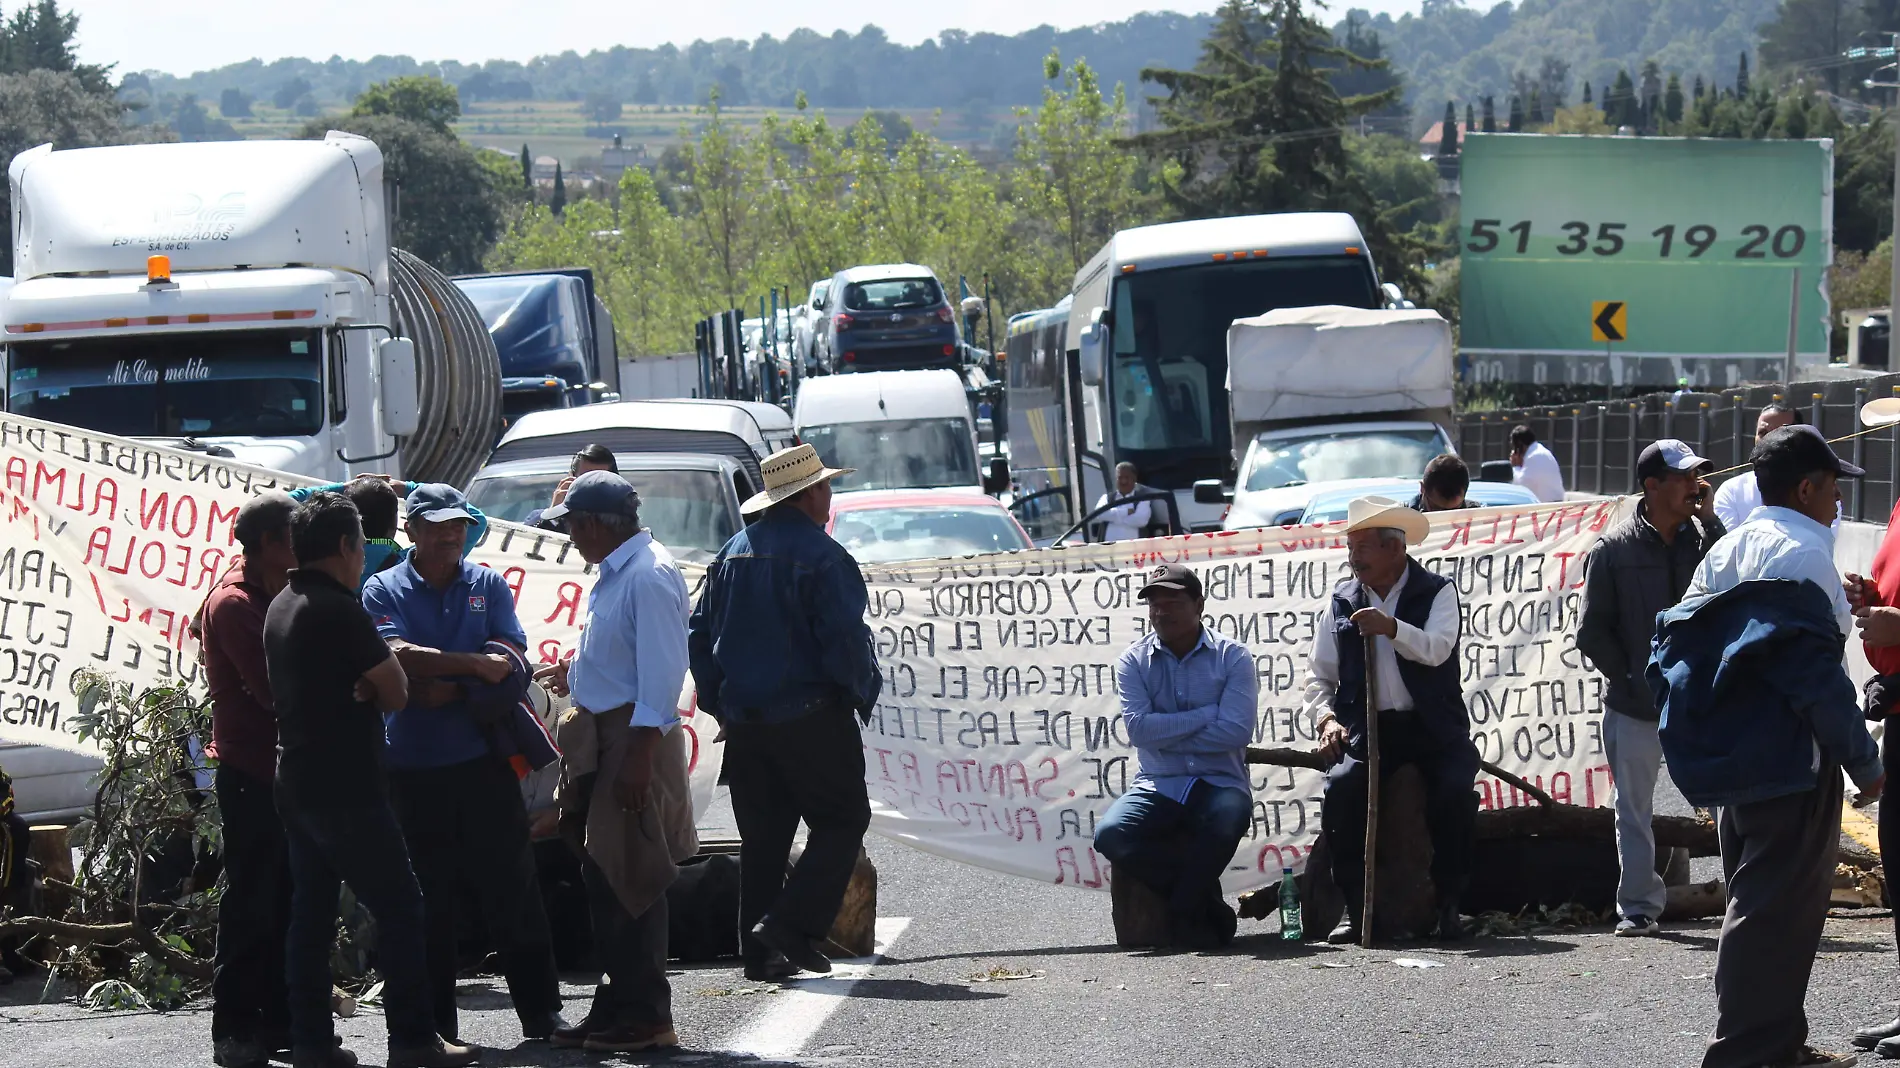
[1458,133,1832,388]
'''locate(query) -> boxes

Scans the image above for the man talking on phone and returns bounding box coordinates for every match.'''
[1576,439,1723,939]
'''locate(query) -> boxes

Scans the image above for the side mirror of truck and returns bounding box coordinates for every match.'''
[984,456,1010,494]
[1079,306,1108,387]
[1381,282,1415,310]
[1193,479,1234,505]
[378,337,420,438]
[1478,459,1514,483]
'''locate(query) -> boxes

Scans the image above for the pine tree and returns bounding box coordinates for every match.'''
[1465,102,1476,136]
[1609,69,1636,127]
[518,143,531,190]
[1507,94,1523,132]
[1528,86,1543,126]
[1582,80,1592,105]
[1693,74,1705,100]
[1736,52,1750,96]
[1663,73,1684,124]
[1481,94,1496,132]
[550,160,567,216]
[1440,100,1459,155]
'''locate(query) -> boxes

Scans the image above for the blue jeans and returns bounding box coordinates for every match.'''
[1094,781,1253,912]
[276,784,436,1050]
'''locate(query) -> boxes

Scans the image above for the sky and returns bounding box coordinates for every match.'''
[65,0,1426,75]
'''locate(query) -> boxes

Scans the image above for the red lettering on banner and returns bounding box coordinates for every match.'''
[1549,770,1573,805]
[139,490,169,531]
[91,476,117,519]
[1031,757,1059,800]
[1257,842,1307,872]
[4,456,23,496]
[544,581,582,626]
[138,540,166,580]
[30,461,64,506]
[1055,846,1081,885]
[899,750,922,790]
[502,565,525,604]
[206,500,239,545]
[170,495,198,540]
[195,548,226,591]
[536,639,565,665]
[84,526,113,569]
[1441,516,1473,549]
[681,721,700,772]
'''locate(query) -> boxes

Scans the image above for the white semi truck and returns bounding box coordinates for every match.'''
[2,133,501,485]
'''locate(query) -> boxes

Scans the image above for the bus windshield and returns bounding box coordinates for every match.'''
[8,330,325,439]
[1108,256,1379,487]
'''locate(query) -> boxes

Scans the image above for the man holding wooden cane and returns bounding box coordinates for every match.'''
[1301,497,1475,943]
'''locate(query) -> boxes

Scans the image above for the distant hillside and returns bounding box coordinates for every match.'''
[1346,0,1785,111]
[134,14,1216,113]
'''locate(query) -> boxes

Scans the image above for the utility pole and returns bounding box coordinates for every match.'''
[1862,34,1900,362]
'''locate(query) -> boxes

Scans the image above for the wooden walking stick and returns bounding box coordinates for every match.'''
[1360,631,1380,950]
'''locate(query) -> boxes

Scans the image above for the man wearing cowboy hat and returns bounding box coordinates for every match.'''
[1299,496,1475,943]
[689,443,880,981]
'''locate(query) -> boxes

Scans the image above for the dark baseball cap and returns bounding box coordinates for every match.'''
[233,490,296,549]
[540,470,641,522]
[1751,424,1864,481]
[405,483,476,524]
[1635,439,1713,482]
[1137,563,1203,601]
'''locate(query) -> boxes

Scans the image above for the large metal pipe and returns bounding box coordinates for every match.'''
[390,248,502,487]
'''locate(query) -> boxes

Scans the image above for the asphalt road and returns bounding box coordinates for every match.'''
[6,786,1900,1068]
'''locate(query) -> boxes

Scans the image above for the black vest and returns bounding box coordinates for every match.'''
[1328,558,1466,739]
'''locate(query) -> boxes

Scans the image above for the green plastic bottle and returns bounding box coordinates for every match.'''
[1279,866,1304,941]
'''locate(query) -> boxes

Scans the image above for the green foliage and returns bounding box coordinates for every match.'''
[549,160,566,216]
[0,1,108,93]
[1013,51,1142,279]
[307,109,504,274]
[348,75,461,132]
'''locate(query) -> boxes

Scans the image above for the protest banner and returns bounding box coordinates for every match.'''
[853,499,1629,893]
[0,411,1628,895]
[0,412,724,813]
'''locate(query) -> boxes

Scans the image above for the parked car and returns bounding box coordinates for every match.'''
[1219,420,1457,530]
[466,451,747,563]
[828,490,1033,564]
[823,263,961,373]
[480,399,796,501]
[1296,478,1542,525]
[793,278,831,374]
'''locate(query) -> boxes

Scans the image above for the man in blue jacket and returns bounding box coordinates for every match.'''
[1651,424,1884,1068]
[689,443,880,982]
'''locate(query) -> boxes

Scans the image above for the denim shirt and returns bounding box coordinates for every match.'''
[688,508,881,722]
[1116,628,1257,802]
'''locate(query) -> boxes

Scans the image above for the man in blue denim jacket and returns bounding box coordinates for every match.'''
[1651,425,1883,1068]
[689,443,879,981]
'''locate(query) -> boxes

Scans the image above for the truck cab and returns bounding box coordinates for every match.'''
[454,268,620,429]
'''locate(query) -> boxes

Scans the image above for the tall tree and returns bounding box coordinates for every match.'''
[1439,100,1458,155]
[549,160,566,216]
[1481,94,1495,132]
[1582,80,1592,105]
[1527,86,1543,126]
[1507,94,1523,131]
[1693,74,1706,100]
[1737,52,1751,94]
[519,143,531,190]
[1760,0,1865,94]
[1014,49,1140,274]
[1465,101,1476,134]
[1,1,109,93]
[349,75,460,133]
[1663,73,1685,123]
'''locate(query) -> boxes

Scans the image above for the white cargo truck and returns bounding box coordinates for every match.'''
[2,133,501,485]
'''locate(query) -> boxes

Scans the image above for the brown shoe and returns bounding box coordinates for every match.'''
[582,1022,679,1053]
[549,1017,604,1050]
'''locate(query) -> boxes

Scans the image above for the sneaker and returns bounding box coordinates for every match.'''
[1614,914,1660,937]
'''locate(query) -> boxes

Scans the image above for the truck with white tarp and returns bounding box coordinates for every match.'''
[1196,305,1457,530]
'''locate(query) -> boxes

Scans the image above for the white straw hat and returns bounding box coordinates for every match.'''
[740,443,854,515]
[1343,495,1430,547]
[1862,396,1900,427]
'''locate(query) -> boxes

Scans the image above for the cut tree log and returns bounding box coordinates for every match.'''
[1662,880,1726,921]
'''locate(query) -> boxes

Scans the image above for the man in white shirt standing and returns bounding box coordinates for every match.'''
[1300,497,1475,943]
[1095,462,1154,542]
[1712,402,1798,530]
[1509,425,1566,503]
[533,471,696,1056]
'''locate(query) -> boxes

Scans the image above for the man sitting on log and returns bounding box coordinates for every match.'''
[1576,440,1723,939]
[1300,497,1476,943]
[1096,563,1257,949]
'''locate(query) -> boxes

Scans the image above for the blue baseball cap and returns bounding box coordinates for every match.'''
[405,483,476,524]
[540,470,641,522]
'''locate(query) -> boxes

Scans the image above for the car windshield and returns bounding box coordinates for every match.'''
[466,467,737,558]
[844,277,942,311]
[1243,428,1446,492]
[1109,256,1380,488]
[9,330,324,438]
[831,504,1031,564]
[803,418,978,492]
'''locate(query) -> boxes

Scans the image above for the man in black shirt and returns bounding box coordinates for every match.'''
[265,492,476,1068]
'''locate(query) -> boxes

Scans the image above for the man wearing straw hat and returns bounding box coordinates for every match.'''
[689,443,881,981]
[1299,496,1475,943]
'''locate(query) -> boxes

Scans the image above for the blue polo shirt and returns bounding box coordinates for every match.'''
[362,557,528,770]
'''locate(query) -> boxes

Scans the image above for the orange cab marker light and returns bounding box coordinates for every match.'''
[1345,246,1361,255]
[1212,252,1228,261]
[105,317,127,327]
[187,314,210,323]
[1253,249,1268,257]
[1234,250,1248,259]
[1120,263,1136,273]
[271,310,297,320]
[18,323,42,333]
[147,315,169,325]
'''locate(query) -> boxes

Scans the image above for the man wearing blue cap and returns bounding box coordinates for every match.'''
[361,484,565,1046]
[531,470,697,1055]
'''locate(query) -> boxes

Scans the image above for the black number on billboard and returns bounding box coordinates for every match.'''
[1736,225,1770,259]
[1508,220,1531,253]
[1466,219,1500,253]
[1684,225,1716,257]
[1652,225,1675,257]
[1556,221,1589,255]
[1592,223,1626,256]
[1772,225,1805,258]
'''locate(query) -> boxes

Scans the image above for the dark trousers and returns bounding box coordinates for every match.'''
[212,766,291,1043]
[1880,726,1900,949]
[390,755,560,1039]
[1094,780,1252,914]
[1702,769,1844,1068]
[277,783,435,1050]
[582,855,670,1027]
[724,707,871,964]
[1321,708,1480,917]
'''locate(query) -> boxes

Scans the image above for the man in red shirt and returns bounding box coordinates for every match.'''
[201,491,299,1068]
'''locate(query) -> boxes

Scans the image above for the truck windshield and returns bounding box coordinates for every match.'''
[8,330,324,439]
[803,417,978,492]
[465,467,737,558]
[1243,427,1448,491]
[1108,256,1379,487]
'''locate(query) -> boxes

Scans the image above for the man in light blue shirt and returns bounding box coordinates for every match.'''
[533,471,692,1055]
[1096,563,1256,950]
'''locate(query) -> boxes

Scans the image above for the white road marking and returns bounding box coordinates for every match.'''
[724,916,912,1060]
